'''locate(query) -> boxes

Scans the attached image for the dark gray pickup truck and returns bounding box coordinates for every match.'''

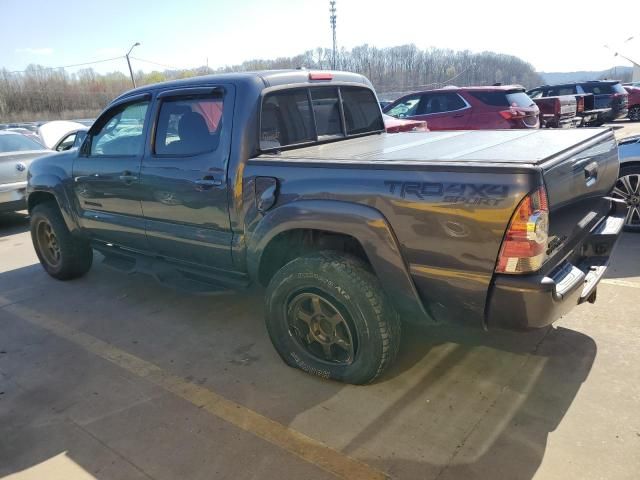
[27,70,624,384]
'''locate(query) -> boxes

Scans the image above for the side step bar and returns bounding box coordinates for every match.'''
[94,244,249,296]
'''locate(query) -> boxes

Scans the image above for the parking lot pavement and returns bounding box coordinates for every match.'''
[607,119,640,140]
[1,203,639,477]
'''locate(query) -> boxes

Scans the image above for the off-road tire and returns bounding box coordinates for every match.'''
[31,201,93,280]
[265,251,401,384]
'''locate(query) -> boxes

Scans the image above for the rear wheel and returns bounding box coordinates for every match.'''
[265,251,401,384]
[31,202,93,279]
[629,105,640,122]
[612,165,640,232]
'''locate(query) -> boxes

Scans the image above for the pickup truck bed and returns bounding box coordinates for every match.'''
[250,128,620,329]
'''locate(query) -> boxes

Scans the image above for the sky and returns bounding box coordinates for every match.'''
[1,0,639,76]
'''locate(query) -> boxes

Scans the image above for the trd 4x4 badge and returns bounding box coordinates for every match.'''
[384,181,510,206]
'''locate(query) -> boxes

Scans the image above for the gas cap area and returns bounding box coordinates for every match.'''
[255,176,279,213]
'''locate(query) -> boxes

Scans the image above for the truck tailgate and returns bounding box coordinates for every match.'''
[539,130,618,271]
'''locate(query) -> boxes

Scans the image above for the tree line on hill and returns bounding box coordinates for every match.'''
[0,44,543,122]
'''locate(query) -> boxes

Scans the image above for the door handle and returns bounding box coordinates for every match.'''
[195,176,222,189]
[584,161,598,187]
[119,171,138,182]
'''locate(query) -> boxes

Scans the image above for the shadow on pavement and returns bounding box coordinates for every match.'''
[0,260,597,480]
[0,211,30,239]
[605,232,640,280]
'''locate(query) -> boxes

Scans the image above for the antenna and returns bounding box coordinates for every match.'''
[329,1,337,70]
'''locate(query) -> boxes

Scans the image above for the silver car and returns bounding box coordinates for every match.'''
[0,131,50,213]
[615,135,640,231]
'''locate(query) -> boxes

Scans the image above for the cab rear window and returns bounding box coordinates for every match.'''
[260,86,383,150]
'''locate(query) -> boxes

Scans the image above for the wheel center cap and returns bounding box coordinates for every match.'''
[631,196,640,205]
[311,315,333,339]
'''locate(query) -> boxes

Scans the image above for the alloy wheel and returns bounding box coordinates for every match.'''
[287,292,356,365]
[36,220,62,268]
[613,174,640,228]
[629,106,640,122]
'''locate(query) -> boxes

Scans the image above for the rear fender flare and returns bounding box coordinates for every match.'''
[247,199,434,324]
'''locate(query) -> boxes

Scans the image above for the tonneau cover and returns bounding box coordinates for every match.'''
[259,128,612,165]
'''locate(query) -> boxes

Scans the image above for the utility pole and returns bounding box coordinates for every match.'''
[126,42,140,88]
[329,1,337,70]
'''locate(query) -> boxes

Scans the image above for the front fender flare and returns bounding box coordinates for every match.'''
[247,200,434,324]
[28,173,79,233]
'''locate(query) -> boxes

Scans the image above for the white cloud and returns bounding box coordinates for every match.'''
[16,47,54,56]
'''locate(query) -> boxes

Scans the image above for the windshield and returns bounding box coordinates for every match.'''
[0,133,47,153]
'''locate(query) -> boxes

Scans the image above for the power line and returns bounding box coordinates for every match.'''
[4,56,126,75]
[129,57,182,71]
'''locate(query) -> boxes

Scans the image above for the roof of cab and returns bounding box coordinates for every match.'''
[112,70,372,104]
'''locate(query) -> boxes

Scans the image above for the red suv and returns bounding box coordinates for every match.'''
[383,85,540,130]
[625,86,640,121]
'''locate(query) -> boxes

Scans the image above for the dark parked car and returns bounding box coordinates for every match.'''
[528,81,628,125]
[383,85,539,130]
[624,86,640,121]
[615,135,640,230]
[27,70,623,384]
[0,131,50,212]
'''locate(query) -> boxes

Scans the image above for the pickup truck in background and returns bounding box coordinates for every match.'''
[26,70,624,384]
[528,81,627,126]
[532,95,580,128]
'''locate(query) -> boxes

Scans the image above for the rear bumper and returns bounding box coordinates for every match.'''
[486,211,624,330]
[0,181,28,212]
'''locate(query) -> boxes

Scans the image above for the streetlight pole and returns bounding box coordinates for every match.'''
[126,42,140,88]
[329,1,337,70]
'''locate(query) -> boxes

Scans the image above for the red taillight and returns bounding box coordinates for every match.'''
[309,72,333,81]
[495,186,549,274]
[577,97,585,113]
[499,109,528,120]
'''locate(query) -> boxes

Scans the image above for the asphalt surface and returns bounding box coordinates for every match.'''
[1,126,639,480]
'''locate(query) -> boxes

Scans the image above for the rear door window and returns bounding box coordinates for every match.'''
[155,95,223,156]
[417,93,466,114]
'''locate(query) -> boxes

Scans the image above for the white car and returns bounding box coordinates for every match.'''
[0,131,51,213]
[37,120,88,150]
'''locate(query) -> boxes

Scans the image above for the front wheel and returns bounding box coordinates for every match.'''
[629,105,640,122]
[613,165,640,232]
[265,251,401,384]
[31,202,93,279]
